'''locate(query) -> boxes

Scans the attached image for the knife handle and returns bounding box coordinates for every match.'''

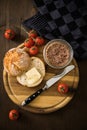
[21,88,44,106]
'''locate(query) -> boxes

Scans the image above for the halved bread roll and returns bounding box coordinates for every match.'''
[3,48,31,76]
[29,57,45,77]
[17,57,45,87]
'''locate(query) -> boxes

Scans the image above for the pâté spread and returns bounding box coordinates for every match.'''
[45,41,70,68]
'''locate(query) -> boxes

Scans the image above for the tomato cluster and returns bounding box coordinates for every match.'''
[4,29,45,55]
[24,30,45,55]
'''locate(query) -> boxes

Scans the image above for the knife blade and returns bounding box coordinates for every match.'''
[21,65,75,106]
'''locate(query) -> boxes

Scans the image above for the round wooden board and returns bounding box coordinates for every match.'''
[3,44,79,113]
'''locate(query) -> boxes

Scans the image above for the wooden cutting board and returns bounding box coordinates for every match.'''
[3,43,79,113]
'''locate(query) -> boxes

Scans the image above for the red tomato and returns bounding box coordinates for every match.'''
[35,36,45,45]
[28,30,38,38]
[9,109,19,121]
[24,38,35,48]
[4,29,15,40]
[29,46,38,55]
[58,83,68,94]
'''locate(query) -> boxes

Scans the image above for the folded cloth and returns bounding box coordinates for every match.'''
[22,0,87,60]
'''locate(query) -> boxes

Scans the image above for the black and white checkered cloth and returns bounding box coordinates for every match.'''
[22,0,87,60]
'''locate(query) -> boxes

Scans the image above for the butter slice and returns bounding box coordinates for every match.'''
[25,67,41,85]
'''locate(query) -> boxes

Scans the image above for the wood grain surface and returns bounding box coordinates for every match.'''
[3,44,79,113]
[1,0,87,130]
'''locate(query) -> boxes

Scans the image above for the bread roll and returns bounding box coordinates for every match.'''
[3,48,30,76]
[29,57,45,77]
[17,57,45,87]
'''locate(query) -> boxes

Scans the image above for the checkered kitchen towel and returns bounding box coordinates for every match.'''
[22,0,87,60]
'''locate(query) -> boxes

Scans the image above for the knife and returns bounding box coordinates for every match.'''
[21,65,75,106]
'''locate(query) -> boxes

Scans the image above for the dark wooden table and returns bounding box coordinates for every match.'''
[0,0,87,129]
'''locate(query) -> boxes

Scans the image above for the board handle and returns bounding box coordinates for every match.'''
[21,88,44,106]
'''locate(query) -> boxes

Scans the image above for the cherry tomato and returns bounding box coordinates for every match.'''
[9,109,19,121]
[29,46,38,55]
[4,29,15,40]
[58,83,68,94]
[35,36,45,46]
[28,30,38,38]
[24,38,35,48]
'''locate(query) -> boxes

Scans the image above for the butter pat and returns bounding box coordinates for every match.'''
[25,67,41,85]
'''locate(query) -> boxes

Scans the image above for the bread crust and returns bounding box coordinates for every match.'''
[3,48,30,76]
